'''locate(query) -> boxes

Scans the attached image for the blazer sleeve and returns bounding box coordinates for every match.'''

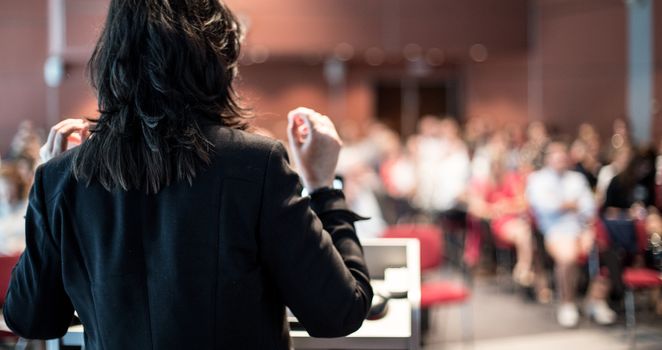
[258,142,373,338]
[3,166,74,339]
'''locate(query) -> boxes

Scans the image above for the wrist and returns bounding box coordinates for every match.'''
[308,186,336,196]
[302,176,334,193]
[303,176,343,196]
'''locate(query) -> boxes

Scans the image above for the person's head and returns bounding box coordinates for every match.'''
[569,139,587,164]
[417,115,441,137]
[544,139,570,173]
[578,123,597,142]
[488,130,508,153]
[439,117,461,140]
[74,0,247,193]
[526,121,548,143]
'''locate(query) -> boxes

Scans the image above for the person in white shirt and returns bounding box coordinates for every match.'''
[412,117,470,215]
[595,145,632,206]
[527,140,616,328]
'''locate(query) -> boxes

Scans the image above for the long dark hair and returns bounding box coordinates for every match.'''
[74,0,248,193]
[616,147,657,205]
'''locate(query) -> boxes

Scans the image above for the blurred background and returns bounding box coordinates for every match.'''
[4,0,662,146]
[2,0,662,349]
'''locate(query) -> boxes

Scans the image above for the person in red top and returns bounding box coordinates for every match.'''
[469,152,534,286]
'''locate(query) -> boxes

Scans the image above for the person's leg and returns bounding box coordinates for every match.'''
[546,234,581,327]
[501,219,534,285]
[546,235,580,303]
[532,229,552,303]
[579,230,617,325]
[584,274,617,325]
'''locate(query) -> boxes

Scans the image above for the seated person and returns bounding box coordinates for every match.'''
[527,140,616,327]
[602,147,661,298]
[596,145,632,206]
[469,151,534,287]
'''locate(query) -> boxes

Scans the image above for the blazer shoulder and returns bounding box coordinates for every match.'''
[36,148,79,202]
[210,127,285,159]
[207,127,288,181]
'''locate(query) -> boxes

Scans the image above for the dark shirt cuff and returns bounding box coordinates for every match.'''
[309,189,369,222]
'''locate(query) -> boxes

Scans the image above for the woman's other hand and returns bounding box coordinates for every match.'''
[39,118,91,163]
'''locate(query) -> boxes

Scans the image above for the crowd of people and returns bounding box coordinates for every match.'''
[1,115,662,330]
[337,115,662,328]
[0,121,42,256]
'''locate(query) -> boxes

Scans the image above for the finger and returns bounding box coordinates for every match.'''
[310,114,342,145]
[52,131,65,157]
[55,119,88,140]
[295,117,310,143]
[288,109,312,140]
[287,115,300,150]
[287,110,305,147]
[316,115,335,134]
[39,144,50,162]
[80,128,90,142]
[79,119,92,142]
[43,124,62,159]
[297,113,314,146]
[50,120,89,156]
[67,133,82,146]
[44,120,71,158]
[320,116,343,146]
[45,118,86,151]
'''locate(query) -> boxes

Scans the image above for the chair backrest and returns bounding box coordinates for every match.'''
[634,219,648,252]
[0,255,20,306]
[594,216,611,250]
[597,216,648,253]
[382,224,443,272]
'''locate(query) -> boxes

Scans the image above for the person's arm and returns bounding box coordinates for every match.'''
[3,166,74,339]
[258,107,372,337]
[576,175,596,223]
[258,143,372,337]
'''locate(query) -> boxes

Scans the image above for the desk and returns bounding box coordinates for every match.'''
[290,281,413,350]
[55,238,421,350]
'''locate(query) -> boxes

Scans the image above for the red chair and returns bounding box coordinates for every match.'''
[382,224,471,343]
[0,255,27,350]
[621,220,662,348]
[0,255,20,305]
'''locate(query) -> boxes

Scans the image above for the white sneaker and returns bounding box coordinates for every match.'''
[585,299,616,325]
[557,303,579,328]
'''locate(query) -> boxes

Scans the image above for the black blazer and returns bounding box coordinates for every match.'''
[4,125,373,349]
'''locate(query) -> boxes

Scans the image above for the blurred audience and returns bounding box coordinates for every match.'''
[328,114,657,328]
[0,162,30,256]
[0,121,43,256]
